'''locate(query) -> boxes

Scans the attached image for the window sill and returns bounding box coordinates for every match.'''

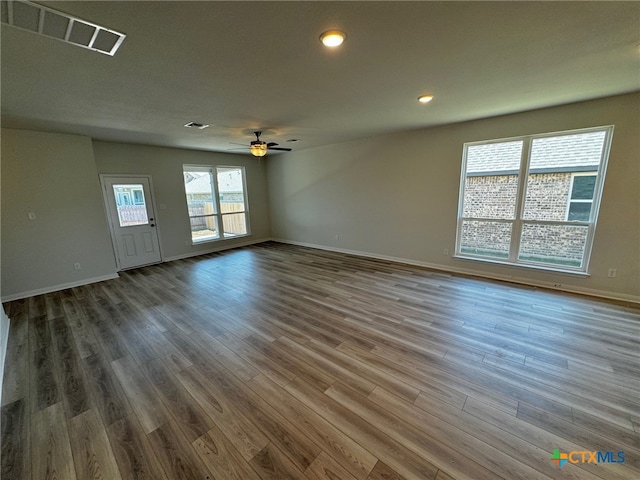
[453,254,591,277]
[191,233,250,246]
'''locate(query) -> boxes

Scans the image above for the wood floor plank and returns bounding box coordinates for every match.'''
[68,408,123,480]
[51,316,92,418]
[207,367,322,472]
[249,443,307,480]
[325,382,503,480]
[162,327,225,378]
[215,332,296,387]
[68,313,101,360]
[31,402,77,480]
[276,336,376,396]
[366,461,406,480]
[285,377,440,480]
[1,399,30,480]
[248,373,377,480]
[30,342,60,414]
[305,450,360,480]
[142,357,215,442]
[516,402,640,475]
[371,344,519,415]
[175,365,269,462]
[244,333,335,392]
[374,387,568,480]
[462,396,633,480]
[193,426,261,480]
[3,243,639,480]
[111,355,170,434]
[310,340,421,403]
[1,342,29,407]
[146,420,214,480]
[82,351,131,427]
[107,414,169,480]
[187,329,259,381]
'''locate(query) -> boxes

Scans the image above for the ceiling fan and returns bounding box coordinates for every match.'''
[231,131,292,157]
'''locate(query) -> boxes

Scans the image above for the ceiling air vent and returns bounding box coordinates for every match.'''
[1,0,126,56]
[184,122,210,130]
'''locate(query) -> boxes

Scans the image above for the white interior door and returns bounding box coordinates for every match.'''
[101,175,162,270]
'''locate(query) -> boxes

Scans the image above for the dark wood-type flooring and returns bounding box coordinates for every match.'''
[2,242,639,479]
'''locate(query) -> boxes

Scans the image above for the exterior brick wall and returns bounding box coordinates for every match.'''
[519,224,587,266]
[523,173,571,221]
[461,172,585,265]
[463,175,518,219]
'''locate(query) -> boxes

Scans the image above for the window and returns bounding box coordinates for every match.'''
[183,165,249,243]
[566,173,597,221]
[113,184,149,227]
[456,126,613,273]
[133,189,145,205]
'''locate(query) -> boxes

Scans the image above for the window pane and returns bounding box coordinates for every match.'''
[463,141,522,219]
[529,131,606,170]
[113,184,148,227]
[567,202,592,222]
[184,171,216,214]
[571,175,596,200]
[222,213,247,237]
[523,132,605,220]
[133,190,144,205]
[459,220,512,259]
[217,167,246,214]
[522,173,572,221]
[190,216,219,242]
[518,223,588,268]
[463,175,519,219]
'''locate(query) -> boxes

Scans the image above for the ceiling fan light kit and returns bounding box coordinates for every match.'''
[245,131,292,157]
[250,143,268,157]
[320,30,346,47]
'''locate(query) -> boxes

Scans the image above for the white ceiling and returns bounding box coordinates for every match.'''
[2,1,639,154]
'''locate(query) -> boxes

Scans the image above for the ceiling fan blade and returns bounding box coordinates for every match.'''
[267,142,279,147]
[229,142,249,146]
[268,147,292,151]
[227,147,249,150]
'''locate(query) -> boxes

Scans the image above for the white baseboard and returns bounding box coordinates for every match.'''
[272,238,640,306]
[1,273,120,303]
[162,237,272,262]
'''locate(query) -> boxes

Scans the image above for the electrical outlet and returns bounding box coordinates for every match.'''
[73,263,81,270]
[443,248,449,256]
[607,268,617,278]
[335,234,340,241]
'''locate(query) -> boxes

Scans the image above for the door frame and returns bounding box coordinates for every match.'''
[100,174,164,270]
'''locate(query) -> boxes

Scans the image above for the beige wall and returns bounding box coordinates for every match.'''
[267,93,640,302]
[92,141,271,261]
[1,129,118,299]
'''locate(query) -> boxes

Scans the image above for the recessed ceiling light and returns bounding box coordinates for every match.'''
[320,30,346,48]
[418,94,434,104]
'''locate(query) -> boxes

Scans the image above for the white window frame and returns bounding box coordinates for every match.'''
[455,126,613,274]
[183,165,250,244]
